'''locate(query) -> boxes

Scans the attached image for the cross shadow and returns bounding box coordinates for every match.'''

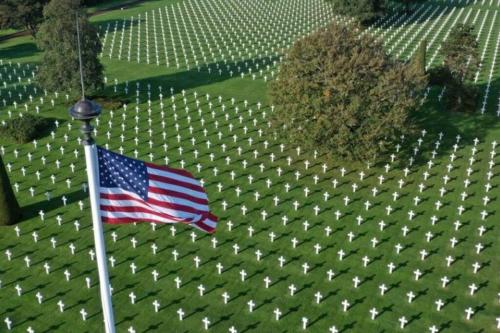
[160,296,184,311]
[184,305,209,320]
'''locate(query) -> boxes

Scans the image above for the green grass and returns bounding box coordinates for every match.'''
[0,0,499,332]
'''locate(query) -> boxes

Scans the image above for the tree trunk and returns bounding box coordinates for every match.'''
[0,154,22,226]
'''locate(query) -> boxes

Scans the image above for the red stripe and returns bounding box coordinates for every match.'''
[102,216,191,225]
[102,212,217,233]
[193,220,215,233]
[146,162,194,178]
[101,205,189,222]
[100,192,208,215]
[149,173,205,192]
[207,212,219,222]
[148,186,208,205]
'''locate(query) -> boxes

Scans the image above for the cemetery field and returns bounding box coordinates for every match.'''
[0,0,500,332]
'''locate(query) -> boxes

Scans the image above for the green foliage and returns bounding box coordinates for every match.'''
[0,114,52,143]
[428,65,452,86]
[328,0,386,24]
[444,79,479,113]
[395,0,426,13]
[0,0,49,37]
[441,24,479,112]
[442,24,479,83]
[0,153,21,226]
[270,21,428,162]
[89,95,129,110]
[36,0,103,97]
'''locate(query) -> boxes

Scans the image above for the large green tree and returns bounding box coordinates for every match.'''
[0,154,21,226]
[441,24,479,112]
[270,21,428,161]
[36,0,103,97]
[0,0,49,37]
[328,0,386,25]
[396,0,426,14]
[442,24,479,83]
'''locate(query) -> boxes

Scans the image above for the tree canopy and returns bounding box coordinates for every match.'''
[270,21,428,161]
[442,24,479,83]
[328,0,386,24]
[36,0,103,97]
[0,0,49,37]
[441,24,479,112]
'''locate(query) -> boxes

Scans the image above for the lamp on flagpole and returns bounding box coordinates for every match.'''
[69,13,116,333]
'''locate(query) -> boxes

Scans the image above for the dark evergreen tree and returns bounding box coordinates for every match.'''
[36,0,103,97]
[442,24,479,112]
[396,0,426,14]
[442,24,479,82]
[411,39,427,75]
[0,154,21,226]
[328,0,386,25]
[270,21,428,161]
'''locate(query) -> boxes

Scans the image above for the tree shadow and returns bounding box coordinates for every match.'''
[20,189,88,222]
[395,78,500,168]
[0,42,40,60]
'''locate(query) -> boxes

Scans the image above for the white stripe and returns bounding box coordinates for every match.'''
[149,192,209,212]
[147,166,201,187]
[100,187,209,212]
[149,180,208,200]
[100,198,197,220]
[200,218,217,228]
[101,210,202,224]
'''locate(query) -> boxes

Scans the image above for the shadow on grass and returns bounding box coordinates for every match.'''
[20,189,88,222]
[0,42,40,60]
[393,78,500,168]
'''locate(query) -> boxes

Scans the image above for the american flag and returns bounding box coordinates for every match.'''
[97,147,218,233]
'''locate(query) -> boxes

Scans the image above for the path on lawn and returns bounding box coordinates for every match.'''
[0,0,144,42]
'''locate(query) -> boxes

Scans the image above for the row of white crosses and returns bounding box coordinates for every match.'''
[0,80,497,331]
[98,0,335,79]
[474,10,498,83]
[94,84,496,328]
[478,29,500,114]
[0,61,39,109]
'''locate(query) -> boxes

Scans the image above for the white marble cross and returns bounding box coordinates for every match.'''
[202,317,210,330]
[273,308,281,320]
[129,292,136,304]
[177,308,184,321]
[80,308,87,321]
[152,300,160,312]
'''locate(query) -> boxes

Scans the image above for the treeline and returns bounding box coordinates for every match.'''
[0,0,111,37]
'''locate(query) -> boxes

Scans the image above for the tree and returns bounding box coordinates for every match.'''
[328,0,386,25]
[441,24,479,112]
[0,0,49,37]
[270,21,428,161]
[411,38,427,75]
[442,24,479,83]
[396,0,426,14]
[0,154,21,226]
[36,0,103,97]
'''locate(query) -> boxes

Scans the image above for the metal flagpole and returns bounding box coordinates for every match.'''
[69,13,116,333]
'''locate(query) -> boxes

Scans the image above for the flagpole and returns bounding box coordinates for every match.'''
[70,100,116,333]
[85,138,116,333]
[70,13,115,332]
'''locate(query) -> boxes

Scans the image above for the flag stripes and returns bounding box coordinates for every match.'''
[97,147,218,233]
